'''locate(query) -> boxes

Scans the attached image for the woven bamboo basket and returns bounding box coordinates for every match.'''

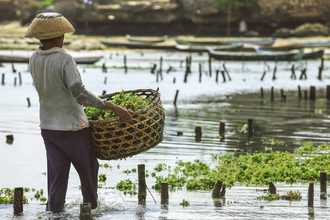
[89,89,165,160]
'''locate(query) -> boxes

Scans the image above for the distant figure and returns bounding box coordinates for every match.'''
[239,20,247,36]
[83,0,92,5]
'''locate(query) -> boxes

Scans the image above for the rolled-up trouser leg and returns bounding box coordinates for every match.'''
[42,130,71,213]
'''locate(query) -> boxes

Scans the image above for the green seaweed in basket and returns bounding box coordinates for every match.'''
[85,91,153,120]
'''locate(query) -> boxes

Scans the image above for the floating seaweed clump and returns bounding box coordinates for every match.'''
[151,142,329,190]
[258,190,302,201]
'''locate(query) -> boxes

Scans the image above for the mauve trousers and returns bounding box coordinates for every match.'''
[41,127,99,213]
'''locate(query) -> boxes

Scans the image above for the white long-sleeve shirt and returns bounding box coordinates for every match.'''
[29,47,105,131]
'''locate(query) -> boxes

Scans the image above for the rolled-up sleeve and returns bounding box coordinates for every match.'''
[63,57,106,109]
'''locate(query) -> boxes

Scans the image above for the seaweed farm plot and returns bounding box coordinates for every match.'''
[0,50,329,219]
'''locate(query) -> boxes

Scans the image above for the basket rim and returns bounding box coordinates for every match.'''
[88,88,161,123]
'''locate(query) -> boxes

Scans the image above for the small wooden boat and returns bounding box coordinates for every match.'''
[260,44,304,51]
[208,49,323,61]
[100,40,176,50]
[175,39,230,45]
[225,38,276,46]
[175,42,243,52]
[126,34,168,44]
[25,39,71,45]
[177,38,275,46]
[0,54,102,64]
[290,40,330,48]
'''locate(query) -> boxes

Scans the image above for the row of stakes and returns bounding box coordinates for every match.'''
[10,165,327,219]
[99,55,325,85]
[174,85,330,106]
[3,85,330,144]
[0,56,326,85]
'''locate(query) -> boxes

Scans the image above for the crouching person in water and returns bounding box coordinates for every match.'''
[25,12,133,213]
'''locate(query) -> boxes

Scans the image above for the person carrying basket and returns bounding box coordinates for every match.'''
[25,12,133,213]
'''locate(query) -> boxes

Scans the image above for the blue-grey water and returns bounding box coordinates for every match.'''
[0,49,329,219]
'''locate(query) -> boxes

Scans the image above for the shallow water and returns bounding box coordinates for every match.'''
[0,50,329,219]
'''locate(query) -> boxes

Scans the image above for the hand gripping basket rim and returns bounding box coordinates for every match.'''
[88,89,165,160]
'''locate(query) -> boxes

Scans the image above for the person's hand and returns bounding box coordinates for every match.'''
[105,102,134,122]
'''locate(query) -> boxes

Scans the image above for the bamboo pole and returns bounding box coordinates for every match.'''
[310,86,316,100]
[308,183,314,216]
[219,122,225,139]
[248,119,253,138]
[269,182,276,194]
[195,126,202,142]
[1,73,4,85]
[320,172,327,200]
[27,98,31,107]
[161,182,169,206]
[13,187,23,215]
[79,202,92,220]
[18,72,22,85]
[138,164,146,206]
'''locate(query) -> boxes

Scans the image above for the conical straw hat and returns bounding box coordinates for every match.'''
[25,12,75,39]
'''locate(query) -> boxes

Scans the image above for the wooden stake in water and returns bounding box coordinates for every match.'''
[199,63,202,83]
[138,164,146,206]
[271,87,274,102]
[124,55,127,73]
[104,77,107,85]
[318,66,323,80]
[318,58,324,80]
[269,182,276,194]
[1,73,4,85]
[308,183,314,215]
[280,89,286,101]
[27,98,31,107]
[102,90,106,96]
[260,87,264,99]
[221,70,226,82]
[248,119,253,138]
[151,64,157,74]
[223,64,231,81]
[18,72,22,85]
[212,180,226,198]
[208,56,212,77]
[159,56,163,75]
[219,122,225,139]
[14,77,17,86]
[166,66,173,74]
[272,65,277,81]
[195,126,202,142]
[304,90,308,100]
[320,172,327,200]
[102,63,107,73]
[260,71,266,81]
[173,90,179,106]
[310,86,316,100]
[212,180,222,198]
[327,85,330,100]
[79,202,92,220]
[13,187,23,215]
[184,69,189,83]
[291,64,296,79]
[173,77,176,84]
[300,68,307,80]
[215,70,219,83]
[6,134,14,144]
[298,85,302,99]
[12,63,16,73]
[161,182,169,206]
